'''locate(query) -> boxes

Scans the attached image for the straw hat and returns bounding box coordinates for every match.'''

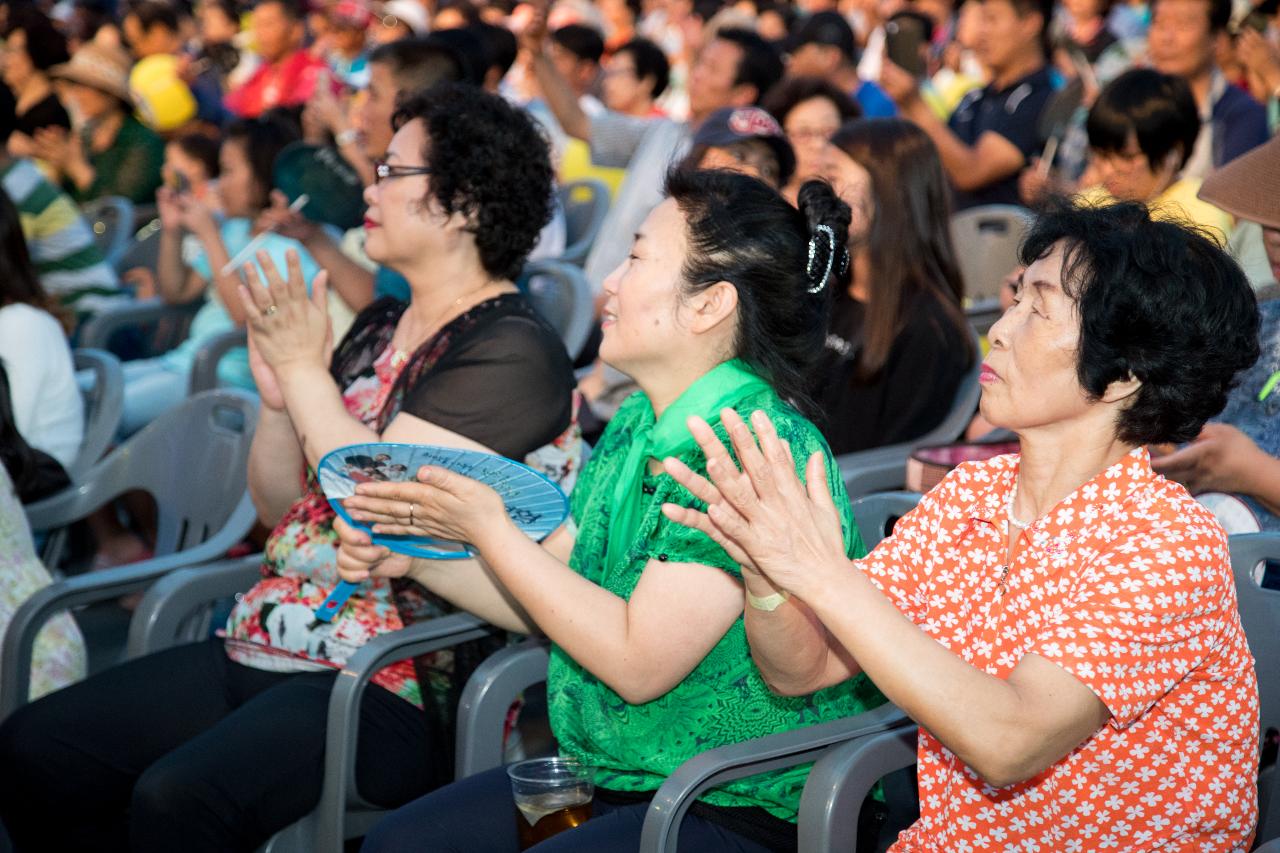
[49,43,133,103]
[1198,136,1280,230]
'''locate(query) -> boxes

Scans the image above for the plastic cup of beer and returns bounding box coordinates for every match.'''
[507,757,594,849]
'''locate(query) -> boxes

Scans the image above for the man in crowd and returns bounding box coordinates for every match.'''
[601,37,670,117]
[880,0,1055,209]
[787,11,898,118]
[122,0,226,125]
[1147,0,1269,177]
[224,0,328,118]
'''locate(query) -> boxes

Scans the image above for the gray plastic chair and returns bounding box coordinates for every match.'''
[77,296,205,357]
[68,348,124,482]
[1230,533,1280,845]
[1256,839,1280,853]
[837,325,984,500]
[81,196,136,269]
[1,389,260,718]
[523,258,595,361]
[187,328,249,395]
[125,557,497,853]
[556,179,611,267]
[851,491,923,552]
[113,218,162,275]
[949,205,1033,303]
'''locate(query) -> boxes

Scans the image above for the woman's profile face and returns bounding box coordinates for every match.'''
[783,96,841,184]
[362,119,447,270]
[979,241,1096,433]
[598,197,694,374]
[216,137,259,218]
[2,30,33,88]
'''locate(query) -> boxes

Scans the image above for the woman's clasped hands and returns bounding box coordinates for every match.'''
[236,249,333,397]
[660,408,851,601]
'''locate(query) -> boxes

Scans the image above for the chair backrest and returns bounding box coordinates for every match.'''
[949,205,1033,303]
[1229,532,1280,844]
[850,491,922,551]
[114,219,162,275]
[557,179,611,267]
[69,348,124,481]
[522,258,595,361]
[27,390,259,555]
[187,328,248,395]
[81,196,136,269]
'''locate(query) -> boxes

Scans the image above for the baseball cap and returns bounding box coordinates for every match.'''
[693,106,797,186]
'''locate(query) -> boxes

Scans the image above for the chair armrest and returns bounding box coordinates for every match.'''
[126,552,265,657]
[187,328,248,395]
[0,528,255,720]
[76,298,191,350]
[454,639,551,779]
[637,702,910,853]
[796,717,917,851]
[309,612,495,853]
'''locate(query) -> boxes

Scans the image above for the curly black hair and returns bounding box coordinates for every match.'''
[1019,199,1260,445]
[392,83,554,283]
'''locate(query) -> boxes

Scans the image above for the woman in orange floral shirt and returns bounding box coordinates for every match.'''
[665,200,1264,851]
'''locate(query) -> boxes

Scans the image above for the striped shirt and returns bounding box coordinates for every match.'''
[1,158,120,309]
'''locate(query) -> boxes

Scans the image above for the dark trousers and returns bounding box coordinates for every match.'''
[361,765,778,853]
[0,639,437,853]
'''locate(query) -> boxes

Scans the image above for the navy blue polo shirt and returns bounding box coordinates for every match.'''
[947,65,1055,210]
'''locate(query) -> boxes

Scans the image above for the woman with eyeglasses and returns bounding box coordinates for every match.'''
[0,83,580,852]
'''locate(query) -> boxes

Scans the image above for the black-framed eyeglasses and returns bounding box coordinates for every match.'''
[373,160,433,184]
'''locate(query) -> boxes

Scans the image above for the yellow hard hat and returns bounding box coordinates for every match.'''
[129,54,197,132]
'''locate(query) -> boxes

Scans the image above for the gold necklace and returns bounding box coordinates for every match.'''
[390,285,501,366]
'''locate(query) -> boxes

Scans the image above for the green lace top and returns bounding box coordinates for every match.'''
[547,388,884,821]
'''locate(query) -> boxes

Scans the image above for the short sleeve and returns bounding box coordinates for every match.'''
[397,314,573,460]
[855,466,967,624]
[1028,513,1237,728]
[589,111,660,169]
[980,82,1052,161]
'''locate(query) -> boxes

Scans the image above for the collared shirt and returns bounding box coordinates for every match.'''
[224,50,328,119]
[860,447,1259,852]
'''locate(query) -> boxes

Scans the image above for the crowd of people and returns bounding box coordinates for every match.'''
[0,0,1277,847]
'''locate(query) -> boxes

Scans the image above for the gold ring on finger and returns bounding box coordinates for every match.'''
[265,304,279,317]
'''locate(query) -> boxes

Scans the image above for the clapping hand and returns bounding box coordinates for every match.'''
[236,249,333,378]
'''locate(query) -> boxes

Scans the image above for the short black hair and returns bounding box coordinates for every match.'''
[715,27,785,104]
[2,7,70,70]
[1149,0,1233,31]
[614,37,670,99]
[224,113,301,211]
[392,82,554,282]
[127,0,180,32]
[551,23,605,64]
[975,0,1051,54]
[473,22,518,79]
[371,36,466,96]
[1086,68,1199,172]
[1019,199,1260,445]
[762,76,861,129]
[254,0,302,22]
[171,130,222,179]
[791,11,856,63]
[424,27,487,85]
[666,168,850,410]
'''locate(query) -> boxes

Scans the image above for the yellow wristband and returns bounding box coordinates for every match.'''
[745,588,790,612]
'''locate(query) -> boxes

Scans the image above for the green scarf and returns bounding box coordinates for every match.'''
[605,359,773,573]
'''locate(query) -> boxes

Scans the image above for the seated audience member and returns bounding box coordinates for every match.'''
[0,83,577,851]
[119,115,347,437]
[0,460,87,696]
[1147,0,1269,178]
[549,23,605,109]
[762,76,860,202]
[224,0,328,118]
[122,0,227,126]
[337,169,884,853]
[38,42,165,205]
[880,0,1055,210]
[1,6,71,158]
[1058,0,1122,63]
[194,0,245,83]
[1078,68,1233,238]
[601,37,670,117]
[0,188,83,489]
[666,200,1261,851]
[816,118,973,455]
[1153,135,1280,543]
[0,85,119,315]
[679,106,796,190]
[324,0,373,88]
[786,11,897,118]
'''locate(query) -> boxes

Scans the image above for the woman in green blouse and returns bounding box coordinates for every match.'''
[334,168,883,853]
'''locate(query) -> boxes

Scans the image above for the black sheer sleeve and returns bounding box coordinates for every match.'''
[396,309,574,460]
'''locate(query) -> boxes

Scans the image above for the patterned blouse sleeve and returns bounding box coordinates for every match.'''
[1027,507,1237,728]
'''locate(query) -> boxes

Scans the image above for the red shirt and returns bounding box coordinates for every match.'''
[860,448,1259,852]
[224,50,327,118]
